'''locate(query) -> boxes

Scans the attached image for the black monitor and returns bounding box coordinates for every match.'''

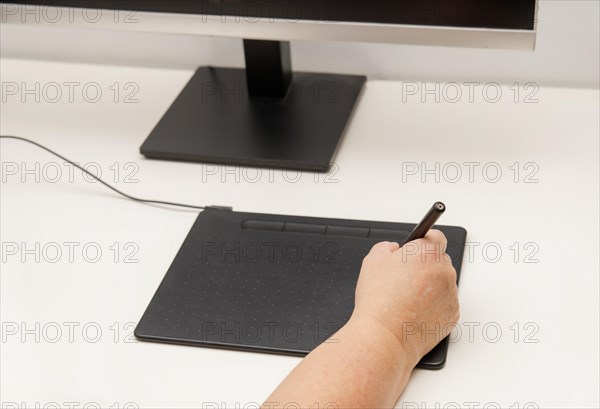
[3,1,538,171]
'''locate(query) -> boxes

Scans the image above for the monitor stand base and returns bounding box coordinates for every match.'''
[140,66,366,172]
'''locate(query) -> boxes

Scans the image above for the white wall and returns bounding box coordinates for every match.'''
[1,0,598,88]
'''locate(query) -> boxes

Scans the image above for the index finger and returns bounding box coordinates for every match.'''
[423,229,448,251]
[396,229,448,255]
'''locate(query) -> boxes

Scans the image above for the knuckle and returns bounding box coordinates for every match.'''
[446,265,458,279]
[428,229,447,243]
[362,251,382,266]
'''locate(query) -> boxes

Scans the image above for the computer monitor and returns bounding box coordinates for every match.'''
[2,1,538,171]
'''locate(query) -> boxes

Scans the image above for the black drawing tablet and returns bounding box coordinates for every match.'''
[135,207,467,369]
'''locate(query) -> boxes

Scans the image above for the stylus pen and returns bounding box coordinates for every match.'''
[401,202,446,246]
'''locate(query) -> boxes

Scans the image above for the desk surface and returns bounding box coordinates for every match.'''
[1,58,599,408]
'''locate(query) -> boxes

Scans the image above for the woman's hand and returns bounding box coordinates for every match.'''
[352,230,460,365]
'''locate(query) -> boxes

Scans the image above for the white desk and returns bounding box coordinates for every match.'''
[1,58,599,408]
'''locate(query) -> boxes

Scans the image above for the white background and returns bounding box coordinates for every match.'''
[1,0,599,88]
[1,57,599,408]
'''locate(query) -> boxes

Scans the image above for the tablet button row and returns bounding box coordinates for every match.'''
[241,220,285,231]
[284,222,327,234]
[241,220,410,240]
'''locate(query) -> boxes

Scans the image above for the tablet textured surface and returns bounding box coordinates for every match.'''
[135,207,467,369]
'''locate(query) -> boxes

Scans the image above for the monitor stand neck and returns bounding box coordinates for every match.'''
[243,39,292,98]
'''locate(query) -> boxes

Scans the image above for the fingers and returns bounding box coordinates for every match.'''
[424,229,448,251]
[394,229,451,264]
[368,241,400,255]
[368,233,452,266]
[426,230,453,265]
[402,229,447,254]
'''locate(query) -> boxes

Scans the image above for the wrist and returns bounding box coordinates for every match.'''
[343,313,421,371]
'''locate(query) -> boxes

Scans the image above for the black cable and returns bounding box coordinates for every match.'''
[0,135,205,210]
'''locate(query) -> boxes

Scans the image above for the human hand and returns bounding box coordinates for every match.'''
[350,230,460,366]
